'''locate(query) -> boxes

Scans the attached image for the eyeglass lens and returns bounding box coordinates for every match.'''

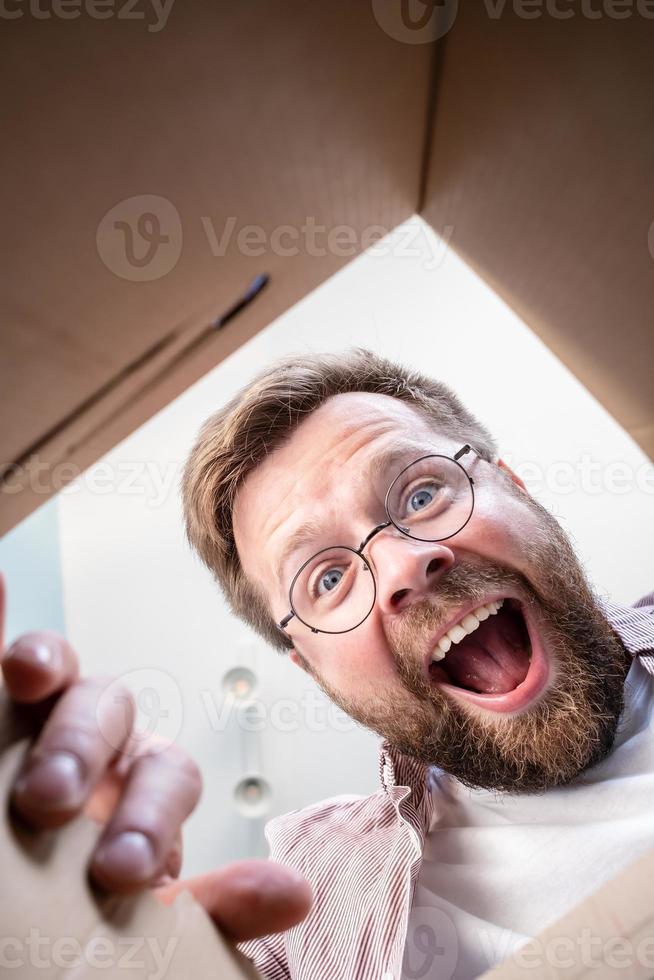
[289,455,473,633]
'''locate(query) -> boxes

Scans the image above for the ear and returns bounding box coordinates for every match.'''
[289,648,308,672]
[496,458,528,493]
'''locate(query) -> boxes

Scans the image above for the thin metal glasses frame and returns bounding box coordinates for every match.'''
[277,443,480,637]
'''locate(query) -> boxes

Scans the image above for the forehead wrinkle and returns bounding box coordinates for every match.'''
[272,439,439,583]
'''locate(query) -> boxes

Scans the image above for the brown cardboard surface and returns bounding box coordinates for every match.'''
[0,740,260,979]
[0,2,431,533]
[2,5,654,537]
[480,848,654,979]
[421,6,654,460]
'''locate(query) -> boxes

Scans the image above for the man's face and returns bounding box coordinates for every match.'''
[233,392,628,793]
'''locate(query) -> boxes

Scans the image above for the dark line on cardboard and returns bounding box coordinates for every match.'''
[64,274,270,455]
[0,331,180,483]
[1,274,271,476]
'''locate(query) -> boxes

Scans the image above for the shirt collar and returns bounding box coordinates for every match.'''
[598,593,654,655]
[378,739,437,843]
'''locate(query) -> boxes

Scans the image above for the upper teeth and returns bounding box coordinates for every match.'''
[431,600,504,662]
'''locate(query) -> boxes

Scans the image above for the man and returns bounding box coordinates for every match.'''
[2,349,653,980]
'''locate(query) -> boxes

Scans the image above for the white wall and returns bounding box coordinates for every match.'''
[0,497,66,640]
[47,215,653,876]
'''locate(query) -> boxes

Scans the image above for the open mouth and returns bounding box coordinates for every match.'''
[427,596,551,714]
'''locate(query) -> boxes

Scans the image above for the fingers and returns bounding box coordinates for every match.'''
[156,860,313,942]
[90,744,202,893]
[2,630,79,704]
[0,578,203,899]
[8,667,203,893]
[11,676,134,827]
[0,576,79,703]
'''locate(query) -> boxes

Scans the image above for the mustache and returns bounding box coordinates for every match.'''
[387,559,533,661]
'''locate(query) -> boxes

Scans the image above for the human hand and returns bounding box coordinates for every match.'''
[0,573,311,942]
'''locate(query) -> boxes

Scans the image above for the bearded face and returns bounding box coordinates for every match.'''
[310,496,628,793]
[234,392,630,795]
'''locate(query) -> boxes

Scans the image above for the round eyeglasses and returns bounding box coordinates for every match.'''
[277,444,479,636]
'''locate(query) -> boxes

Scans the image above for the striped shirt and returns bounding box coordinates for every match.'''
[238,593,654,980]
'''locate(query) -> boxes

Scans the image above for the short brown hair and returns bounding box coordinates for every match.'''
[181,348,497,651]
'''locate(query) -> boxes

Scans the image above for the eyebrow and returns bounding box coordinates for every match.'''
[273,443,429,583]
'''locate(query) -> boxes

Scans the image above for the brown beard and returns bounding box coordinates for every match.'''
[301,491,630,794]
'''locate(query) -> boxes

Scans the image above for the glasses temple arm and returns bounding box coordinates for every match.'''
[454,443,481,461]
[278,611,295,630]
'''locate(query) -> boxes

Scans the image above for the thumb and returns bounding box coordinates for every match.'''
[155,859,312,942]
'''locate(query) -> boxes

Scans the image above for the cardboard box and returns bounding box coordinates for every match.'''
[0,738,260,979]
[1,3,652,534]
[481,847,654,979]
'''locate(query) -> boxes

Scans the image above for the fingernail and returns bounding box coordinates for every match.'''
[5,636,56,668]
[94,831,157,883]
[13,751,85,811]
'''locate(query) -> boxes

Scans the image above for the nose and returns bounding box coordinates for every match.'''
[365,529,456,615]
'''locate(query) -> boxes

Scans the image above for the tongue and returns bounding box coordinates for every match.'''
[442,608,530,694]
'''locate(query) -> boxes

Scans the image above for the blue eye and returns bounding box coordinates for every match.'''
[409,485,436,512]
[318,568,343,595]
